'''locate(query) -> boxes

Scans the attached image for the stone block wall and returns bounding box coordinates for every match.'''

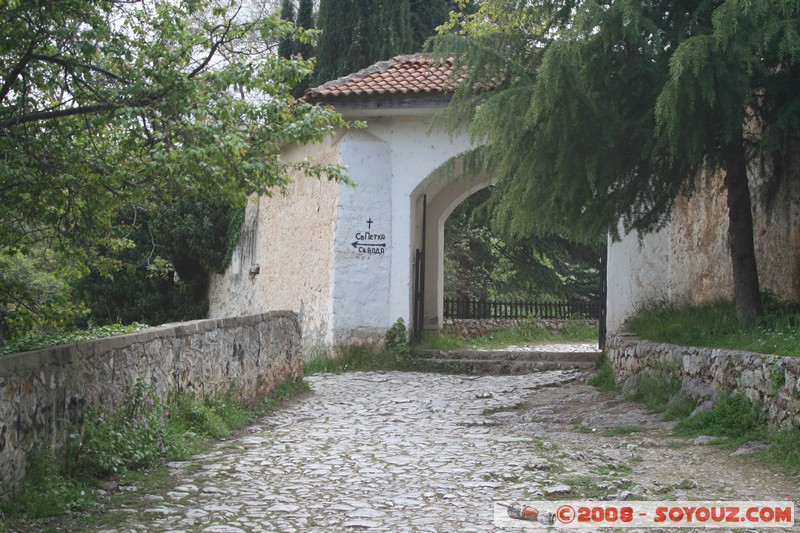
[607,334,800,428]
[0,311,303,498]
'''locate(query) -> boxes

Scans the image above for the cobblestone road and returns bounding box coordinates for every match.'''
[94,369,799,532]
[98,371,586,532]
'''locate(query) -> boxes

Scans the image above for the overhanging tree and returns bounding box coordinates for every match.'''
[0,0,349,264]
[433,0,800,322]
[0,0,351,342]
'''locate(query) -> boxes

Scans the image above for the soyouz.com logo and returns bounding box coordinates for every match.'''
[494,501,795,529]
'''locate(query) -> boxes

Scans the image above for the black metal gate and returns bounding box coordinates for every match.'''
[412,195,426,342]
[598,243,608,350]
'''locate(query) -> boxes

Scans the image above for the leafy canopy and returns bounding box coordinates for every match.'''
[432,0,800,242]
[0,0,350,265]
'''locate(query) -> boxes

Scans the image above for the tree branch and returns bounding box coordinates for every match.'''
[30,53,126,83]
[189,23,232,78]
[0,94,159,129]
[0,39,37,104]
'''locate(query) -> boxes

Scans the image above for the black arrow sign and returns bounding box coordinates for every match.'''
[352,241,386,248]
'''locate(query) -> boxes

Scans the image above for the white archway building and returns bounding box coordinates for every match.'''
[208,55,490,351]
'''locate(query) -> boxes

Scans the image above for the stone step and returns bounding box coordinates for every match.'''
[421,349,601,363]
[422,358,598,375]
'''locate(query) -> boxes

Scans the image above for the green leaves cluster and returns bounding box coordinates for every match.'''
[0,0,356,342]
[1,0,350,264]
[444,188,601,301]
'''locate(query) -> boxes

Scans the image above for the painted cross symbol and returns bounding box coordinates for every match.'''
[367,218,373,229]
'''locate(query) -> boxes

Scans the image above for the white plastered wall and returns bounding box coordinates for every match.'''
[330,113,471,344]
[209,110,472,349]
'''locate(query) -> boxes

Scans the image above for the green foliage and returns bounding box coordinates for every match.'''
[385,317,412,365]
[0,0,351,272]
[432,0,800,321]
[278,0,297,59]
[444,188,602,301]
[304,342,442,374]
[419,318,597,350]
[587,354,620,393]
[625,366,683,413]
[75,380,173,477]
[0,376,309,527]
[766,428,800,469]
[0,253,89,346]
[167,393,262,440]
[385,317,409,349]
[627,298,800,357]
[73,195,245,327]
[0,450,96,520]
[675,394,768,443]
[1,322,148,356]
[410,1,465,50]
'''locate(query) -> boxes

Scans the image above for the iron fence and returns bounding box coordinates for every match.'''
[443,297,602,320]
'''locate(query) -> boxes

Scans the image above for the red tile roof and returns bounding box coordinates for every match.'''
[304,54,460,103]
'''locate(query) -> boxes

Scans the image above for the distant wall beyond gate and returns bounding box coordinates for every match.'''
[0,311,303,498]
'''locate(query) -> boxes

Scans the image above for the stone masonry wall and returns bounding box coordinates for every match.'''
[607,334,800,429]
[0,312,303,498]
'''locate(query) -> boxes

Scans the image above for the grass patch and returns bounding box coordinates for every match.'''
[627,297,800,357]
[763,427,800,469]
[304,345,425,374]
[420,319,597,351]
[674,394,768,444]
[0,376,308,531]
[587,353,620,393]
[625,366,683,413]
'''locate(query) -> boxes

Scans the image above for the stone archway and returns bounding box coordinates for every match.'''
[410,159,494,334]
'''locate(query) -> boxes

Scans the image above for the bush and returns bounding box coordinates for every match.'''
[0,253,88,347]
[74,380,171,476]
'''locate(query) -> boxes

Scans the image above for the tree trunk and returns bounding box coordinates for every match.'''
[723,130,763,324]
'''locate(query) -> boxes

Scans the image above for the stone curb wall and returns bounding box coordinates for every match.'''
[607,334,800,429]
[0,311,303,498]
[442,318,599,339]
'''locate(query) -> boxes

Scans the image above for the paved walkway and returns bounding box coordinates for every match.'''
[99,370,582,532]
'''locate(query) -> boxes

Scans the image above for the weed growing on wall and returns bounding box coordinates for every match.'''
[386,318,412,365]
[74,380,172,476]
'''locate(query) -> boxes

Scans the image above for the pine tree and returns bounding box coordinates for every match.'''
[409,0,456,51]
[314,0,414,84]
[277,0,296,59]
[295,0,315,59]
[292,0,316,97]
[433,0,800,322]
